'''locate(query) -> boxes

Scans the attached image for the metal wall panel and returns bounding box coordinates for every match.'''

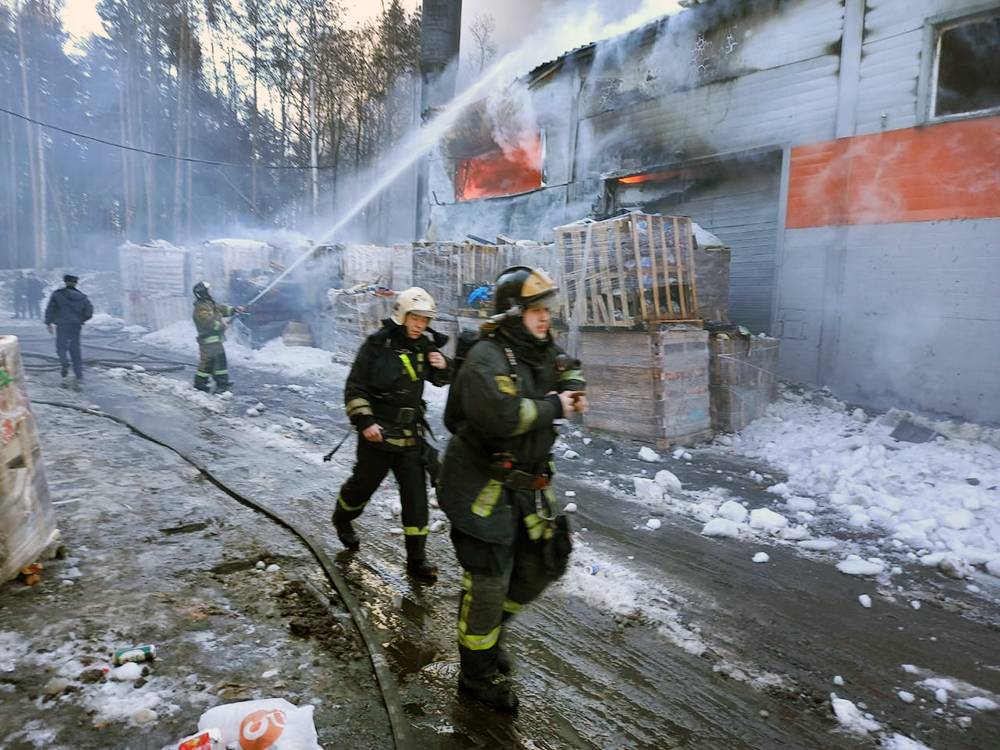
[856,0,999,135]
[831,219,1000,424]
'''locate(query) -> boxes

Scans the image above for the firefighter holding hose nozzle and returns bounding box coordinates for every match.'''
[192,281,246,394]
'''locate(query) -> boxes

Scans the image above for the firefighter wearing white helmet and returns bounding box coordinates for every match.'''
[334,287,450,579]
[436,265,587,710]
[391,286,437,324]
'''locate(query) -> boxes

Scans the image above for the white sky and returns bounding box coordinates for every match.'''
[60,0,419,40]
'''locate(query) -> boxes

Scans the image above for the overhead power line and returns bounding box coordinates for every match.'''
[0,105,336,170]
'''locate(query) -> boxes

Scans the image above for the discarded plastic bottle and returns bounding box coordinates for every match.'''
[113,644,156,666]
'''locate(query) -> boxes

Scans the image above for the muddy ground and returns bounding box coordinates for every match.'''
[1,317,998,750]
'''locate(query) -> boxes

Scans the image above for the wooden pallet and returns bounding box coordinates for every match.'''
[554,214,701,328]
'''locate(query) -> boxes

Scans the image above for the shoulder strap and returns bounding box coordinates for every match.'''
[502,346,518,385]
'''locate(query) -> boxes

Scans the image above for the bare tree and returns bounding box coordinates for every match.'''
[467,13,497,76]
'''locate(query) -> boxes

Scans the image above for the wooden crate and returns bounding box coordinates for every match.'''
[555,214,700,327]
[406,241,523,315]
[580,326,712,446]
[710,334,779,432]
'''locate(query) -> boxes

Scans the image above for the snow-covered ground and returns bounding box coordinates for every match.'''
[615,384,1000,587]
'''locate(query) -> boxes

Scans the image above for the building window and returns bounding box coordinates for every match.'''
[453,133,543,202]
[929,10,1000,120]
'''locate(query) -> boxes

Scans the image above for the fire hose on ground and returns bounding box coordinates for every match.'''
[31,398,414,750]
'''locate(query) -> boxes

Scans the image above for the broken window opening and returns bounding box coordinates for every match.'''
[931,12,1000,120]
[453,133,543,202]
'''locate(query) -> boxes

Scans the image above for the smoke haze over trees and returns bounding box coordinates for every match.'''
[0,0,422,270]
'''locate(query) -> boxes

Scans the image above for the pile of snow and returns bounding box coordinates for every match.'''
[697,386,1000,578]
[619,383,1000,590]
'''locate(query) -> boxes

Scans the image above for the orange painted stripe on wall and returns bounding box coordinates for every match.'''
[787,116,1000,228]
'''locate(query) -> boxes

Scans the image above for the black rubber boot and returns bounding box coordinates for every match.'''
[458,672,519,711]
[332,506,360,549]
[193,375,211,392]
[405,535,438,580]
[61,363,69,378]
[496,648,513,675]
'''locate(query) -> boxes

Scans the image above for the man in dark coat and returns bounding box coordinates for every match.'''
[333,287,450,579]
[44,274,94,379]
[438,266,587,710]
[192,280,245,393]
[25,272,45,319]
[12,272,27,318]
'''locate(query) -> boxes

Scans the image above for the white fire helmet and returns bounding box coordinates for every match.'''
[391,287,437,326]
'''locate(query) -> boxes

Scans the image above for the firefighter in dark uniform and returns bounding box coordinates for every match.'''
[192,281,245,393]
[438,266,587,710]
[333,287,450,579]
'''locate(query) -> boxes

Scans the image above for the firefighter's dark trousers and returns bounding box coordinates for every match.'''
[336,437,429,540]
[194,341,230,391]
[55,324,84,378]
[13,295,26,318]
[452,522,560,680]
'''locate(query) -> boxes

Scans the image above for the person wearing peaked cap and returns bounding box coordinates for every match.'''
[333,287,451,579]
[44,273,93,380]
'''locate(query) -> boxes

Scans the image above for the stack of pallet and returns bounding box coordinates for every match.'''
[118,240,189,328]
[0,336,56,583]
[554,213,700,328]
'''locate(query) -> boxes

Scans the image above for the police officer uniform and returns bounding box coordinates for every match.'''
[438,266,585,710]
[333,287,450,579]
[44,274,94,379]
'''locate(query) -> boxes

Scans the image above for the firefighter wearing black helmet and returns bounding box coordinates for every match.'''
[192,281,245,393]
[437,265,587,710]
[333,287,450,579]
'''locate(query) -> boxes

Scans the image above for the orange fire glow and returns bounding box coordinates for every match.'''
[617,169,684,185]
[455,136,542,201]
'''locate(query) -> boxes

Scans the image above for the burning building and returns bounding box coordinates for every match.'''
[423,0,1000,425]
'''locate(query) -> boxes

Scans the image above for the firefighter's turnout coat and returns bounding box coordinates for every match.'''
[344,319,450,451]
[193,298,237,389]
[438,326,585,547]
[193,299,237,344]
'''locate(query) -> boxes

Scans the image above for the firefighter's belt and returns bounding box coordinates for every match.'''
[397,407,417,424]
[505,470,550,491]
[487,452,550,491]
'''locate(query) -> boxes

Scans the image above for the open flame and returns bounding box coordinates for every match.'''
[617,169,685,185]
[455,135,542,201]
